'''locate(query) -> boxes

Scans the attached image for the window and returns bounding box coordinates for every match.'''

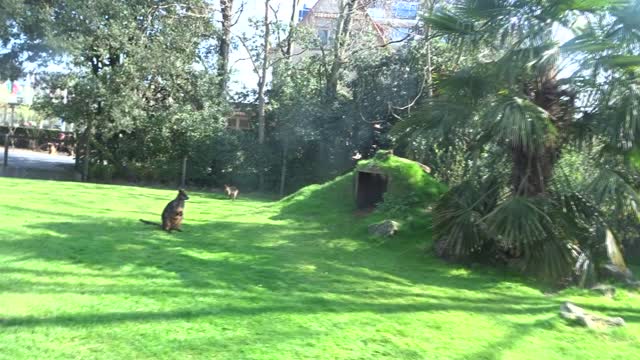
[238,118,250,130]
[318,29,329,46]
[393,1,419,19]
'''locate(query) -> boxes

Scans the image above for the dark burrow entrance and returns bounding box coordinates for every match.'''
[356,170,388,210]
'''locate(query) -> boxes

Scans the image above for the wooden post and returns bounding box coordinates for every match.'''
[3,104,16,168]
[278,139,288,198]
[82,119,93,182]
[9,105,15,148]
[3,133,8,168]
[180,156,187,188]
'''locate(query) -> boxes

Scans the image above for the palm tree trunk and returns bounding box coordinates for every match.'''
[511,146,556,196]
[512,72,569,196]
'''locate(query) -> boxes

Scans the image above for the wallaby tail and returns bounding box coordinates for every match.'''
[139,219,161,227]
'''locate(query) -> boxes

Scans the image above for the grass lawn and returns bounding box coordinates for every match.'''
[0,176,639,359]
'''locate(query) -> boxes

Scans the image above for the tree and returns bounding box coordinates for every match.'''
[217,0,234,93]
[26,0,226,182]
[325,0,359,99]
[216,0,246,94]
[398,0,640,282]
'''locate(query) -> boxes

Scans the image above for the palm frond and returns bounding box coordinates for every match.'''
[425,11,475,36]
[586,168,640,218]
[605,228,628,271]
[560,33,614,53]
[482,195,577,279]
[433,176,503,258]
[632,147,640,171]
[599,55,640,70]
[481,94,557,154]
[438,67,496,103]
[607,3,640,44]
[553,0,631,12]
[482,196,553,254]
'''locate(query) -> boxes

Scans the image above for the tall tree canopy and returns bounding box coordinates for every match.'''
[2,0,228,181]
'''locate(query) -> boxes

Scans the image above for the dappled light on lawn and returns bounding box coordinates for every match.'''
[0,177,638,359]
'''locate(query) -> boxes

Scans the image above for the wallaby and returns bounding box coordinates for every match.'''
[224,185,239,200]
[140,189,190,232]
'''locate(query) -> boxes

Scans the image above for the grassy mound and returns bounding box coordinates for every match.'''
[277,151,446,231]
[356,150,447,203]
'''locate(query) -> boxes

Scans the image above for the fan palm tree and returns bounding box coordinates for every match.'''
[397,0,640,283]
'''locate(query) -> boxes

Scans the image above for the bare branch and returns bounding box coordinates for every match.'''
[378,33,412,48]
[230,1,246,27]
[393,69,428,111]
[236,35,261,76]
[231,56,252,68]
[269,3,283,50]
[196,53,210,73]
[269,48,307,68]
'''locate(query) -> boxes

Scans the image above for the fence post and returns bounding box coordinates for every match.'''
[3,133,8,168]
[180,156,187,188]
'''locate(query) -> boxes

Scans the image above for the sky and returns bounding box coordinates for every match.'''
[226,0,317,94]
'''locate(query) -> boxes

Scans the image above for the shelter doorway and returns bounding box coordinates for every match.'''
[355,170,388,210]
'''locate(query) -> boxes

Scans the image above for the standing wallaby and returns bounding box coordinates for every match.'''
[224,185,239,200]
[140,189,190,232]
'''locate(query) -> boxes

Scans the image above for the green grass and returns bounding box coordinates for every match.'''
[0,177,639,360]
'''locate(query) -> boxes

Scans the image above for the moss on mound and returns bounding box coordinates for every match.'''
[356,150,447,203]
[278,151,446,222]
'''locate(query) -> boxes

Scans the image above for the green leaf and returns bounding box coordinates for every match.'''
[599,55,640,69]
[632,148,640,170]
[557,0,630,12]
[425,11,475,35]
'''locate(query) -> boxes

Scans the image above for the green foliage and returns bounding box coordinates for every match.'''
[398,0,640,283]
[14,0,230,184]
[633,148,640,171]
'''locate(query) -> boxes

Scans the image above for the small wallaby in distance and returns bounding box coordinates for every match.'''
[224,184,239,200]
[140,189,189,232]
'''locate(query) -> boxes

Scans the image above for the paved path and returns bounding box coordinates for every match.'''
[0,147,78,181]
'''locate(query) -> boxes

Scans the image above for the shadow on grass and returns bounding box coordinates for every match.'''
[0,216,513,293]
[8,211,631,359]
[0,218,555,304]
[0,299,558,328]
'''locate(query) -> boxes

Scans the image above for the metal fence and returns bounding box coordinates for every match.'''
[0,114,74,132]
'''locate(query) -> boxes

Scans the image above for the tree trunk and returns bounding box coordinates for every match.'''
[326,0,358,99]
[511,72,570,196]
[424,0,435,98]
[217,0,233,94]
[257,0,270,191]
[511,146,556,196]
[279,139,288,197]
[82,118,93,182]
[285,0,298,57]
[180,156,187,188]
